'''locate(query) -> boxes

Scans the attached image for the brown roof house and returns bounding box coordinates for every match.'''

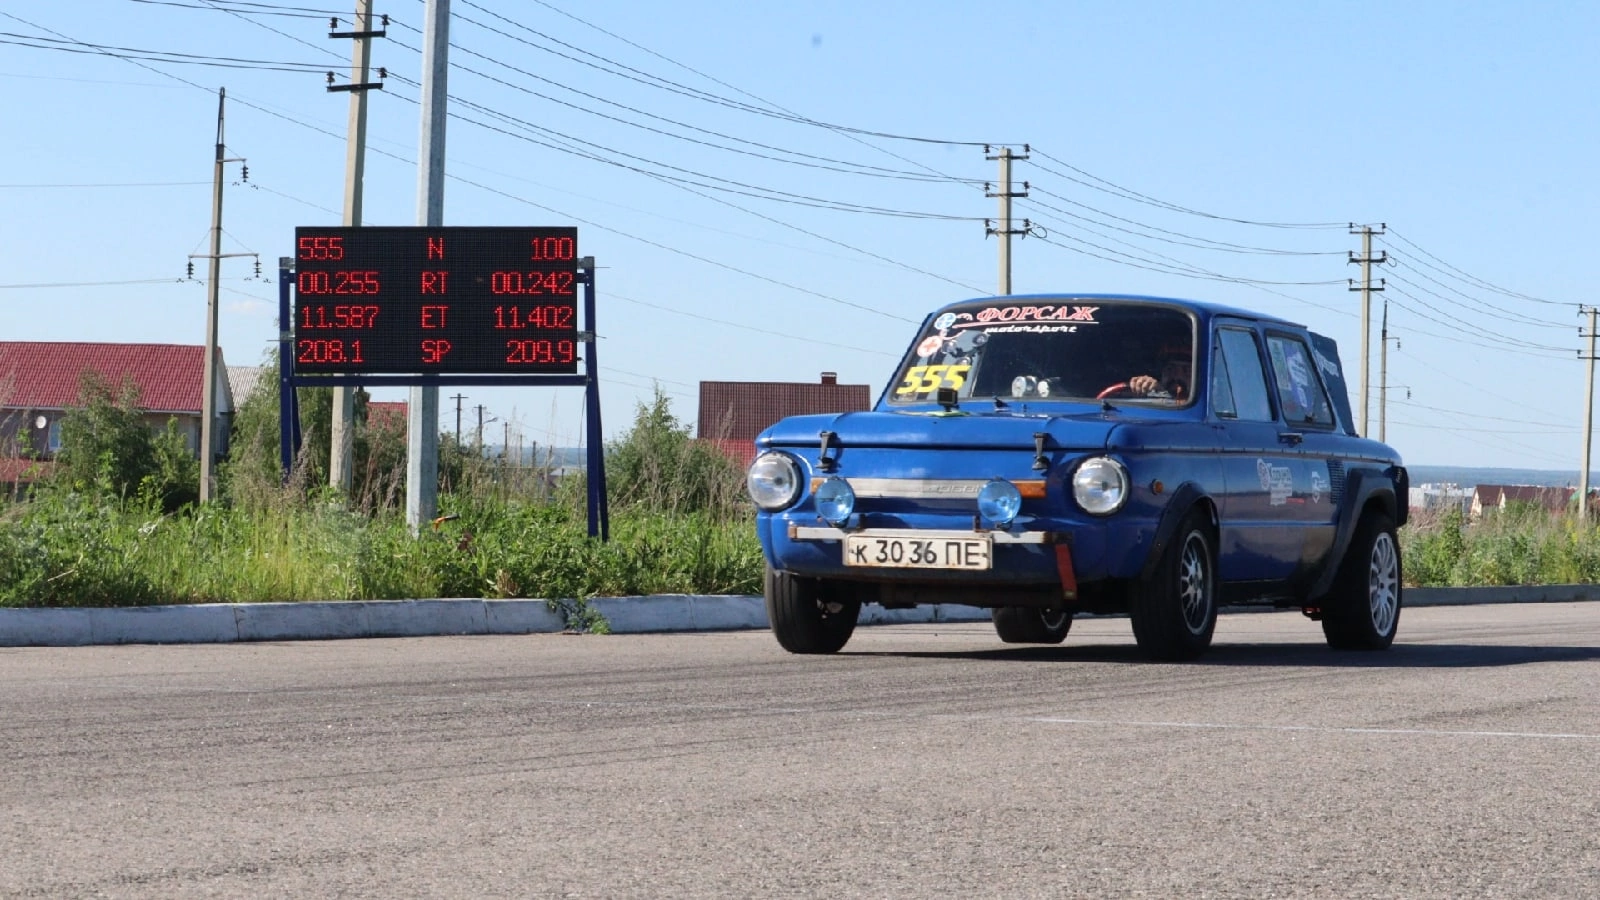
[698,372,873,468]
[0,342,235,481]
[1468,484,1576,520]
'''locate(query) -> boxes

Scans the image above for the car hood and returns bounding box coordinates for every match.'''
[756,408,1173,454]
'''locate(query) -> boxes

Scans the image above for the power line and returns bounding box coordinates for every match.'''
[448,1,1002,147]
[0,31,330,72]
[1384,228,1571,308]
[1029,148,1346,229]
[1028,186,1343,256]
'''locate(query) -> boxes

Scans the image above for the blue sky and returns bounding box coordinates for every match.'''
[2,0,1596,471]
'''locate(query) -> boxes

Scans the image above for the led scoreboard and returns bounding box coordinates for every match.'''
[291,226,580,375]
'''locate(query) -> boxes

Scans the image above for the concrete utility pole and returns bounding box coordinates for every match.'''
[1348,223,1387,437]
[329,0,386,497]
[986,145,1030,296]
[406,0,448,531]
[196,88,249,504]
[1580,307,1597,519]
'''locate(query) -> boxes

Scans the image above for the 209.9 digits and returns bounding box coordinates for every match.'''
[506,339,575,365]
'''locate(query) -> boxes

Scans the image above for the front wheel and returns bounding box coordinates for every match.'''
[1321,511,1402,650]
[1130,510,1217,661]
[991,606,1073,644]
[764,566,860,654]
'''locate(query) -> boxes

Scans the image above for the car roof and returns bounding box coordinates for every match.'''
[935,293,1305,330]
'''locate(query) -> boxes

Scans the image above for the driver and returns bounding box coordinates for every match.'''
[1128,345,1192,400]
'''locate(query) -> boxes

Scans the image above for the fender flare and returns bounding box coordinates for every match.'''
[1138,482,1216,582]
[1306,468,1399,600]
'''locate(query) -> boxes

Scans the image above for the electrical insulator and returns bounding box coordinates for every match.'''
[186,261,194,278]
[254,258,262,278]
[326,72,335,86]
[241,165,249,182]
[378,67,387,79]
[329,17,339,29]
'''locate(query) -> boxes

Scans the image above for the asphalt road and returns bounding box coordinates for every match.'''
[2,603,1597,899]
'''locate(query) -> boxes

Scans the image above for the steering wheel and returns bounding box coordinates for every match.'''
[1096,381,1133,399]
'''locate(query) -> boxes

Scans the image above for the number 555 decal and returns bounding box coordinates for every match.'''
[895,364,970,396]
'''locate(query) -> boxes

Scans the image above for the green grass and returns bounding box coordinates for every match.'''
[6,481,1597,618]
[0,486,763,617]
[1401,503,1600,587]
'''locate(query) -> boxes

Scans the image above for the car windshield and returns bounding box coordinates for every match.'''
[888,299,1197,406]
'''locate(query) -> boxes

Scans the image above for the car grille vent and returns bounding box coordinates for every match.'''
[1327,460,1345,505]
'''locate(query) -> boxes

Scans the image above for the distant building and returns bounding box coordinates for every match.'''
[1468,483,1587,519]
[0,343,233,483]
[1408,483,1472,517]
[697,372,873,467]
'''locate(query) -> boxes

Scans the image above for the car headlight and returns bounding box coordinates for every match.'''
[747,452,803,511]
[977,479,1023,527]
[1072,456,1128,515]
[814,476,856,526]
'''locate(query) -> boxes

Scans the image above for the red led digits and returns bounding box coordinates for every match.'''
[297,271,379,295]
[492,305,575,329]
[529,236,575,260]
[297,339,364,364]
[300,305,380,329]
[505,339,576,364]
[489,271,575,296]
[297,235,344,260]
[292,226,578,374]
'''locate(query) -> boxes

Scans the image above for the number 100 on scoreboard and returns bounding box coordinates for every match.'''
[291,226,580,376]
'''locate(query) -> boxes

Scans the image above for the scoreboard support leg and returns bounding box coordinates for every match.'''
[581,259,610,541]
[278,261,302,483]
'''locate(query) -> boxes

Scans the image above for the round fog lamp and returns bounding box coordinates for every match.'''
[814,476,856,526]
[977,479,1023,527]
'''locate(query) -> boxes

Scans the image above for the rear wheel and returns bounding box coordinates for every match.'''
[991,606,1073,644]
[1322,511,1401,650]
[764,566,860,654]
[1130,510,1217,661]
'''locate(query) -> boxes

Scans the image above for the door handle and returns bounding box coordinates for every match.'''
[1279,432,1304,446]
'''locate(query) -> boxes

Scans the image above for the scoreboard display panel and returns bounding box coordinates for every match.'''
[292,226,579,375]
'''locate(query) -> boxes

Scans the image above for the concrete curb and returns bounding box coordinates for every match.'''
[0,586,1594,647]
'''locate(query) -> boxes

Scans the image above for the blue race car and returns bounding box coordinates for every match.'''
[747,294,1407,660]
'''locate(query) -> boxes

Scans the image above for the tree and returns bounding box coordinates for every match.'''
[605,386,745,517]
[54,371,197,510]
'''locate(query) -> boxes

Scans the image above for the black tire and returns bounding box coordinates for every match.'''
[991,606,1073,644]
[1321,511,1402,651]
[1130,510,1217,661]
[764,566,860,654]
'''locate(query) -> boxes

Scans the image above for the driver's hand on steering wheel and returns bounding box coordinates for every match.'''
[1128,374,1159,395]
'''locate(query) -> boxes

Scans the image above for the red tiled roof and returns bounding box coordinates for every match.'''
[0,342,212,413]
[698,380,873,441]
[367,400,408,429]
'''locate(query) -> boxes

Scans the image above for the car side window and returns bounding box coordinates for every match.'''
[1265,334,1336,427]
[1215,328,1274,421]
[1210,336,1236,418]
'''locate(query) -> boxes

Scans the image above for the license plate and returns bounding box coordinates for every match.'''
[843,533,993,570]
